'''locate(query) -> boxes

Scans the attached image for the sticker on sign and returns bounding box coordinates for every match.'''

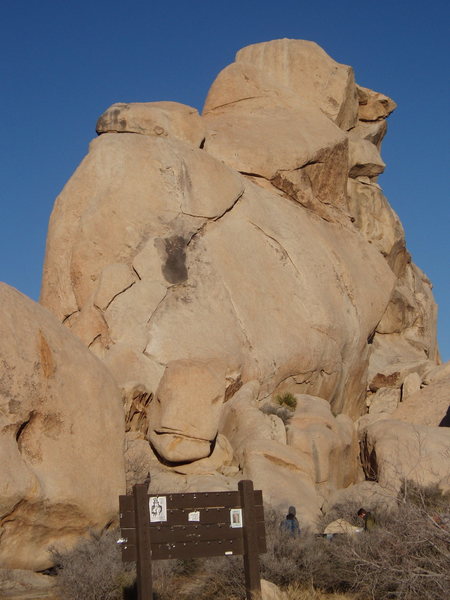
[188,511,200,522]
[230,508,243,528]
[149,496,167,522]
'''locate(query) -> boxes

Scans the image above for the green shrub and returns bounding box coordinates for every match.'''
[274,392,297,410]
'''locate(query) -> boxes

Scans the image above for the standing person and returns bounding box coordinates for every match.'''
[281,505,300,536]
[357,508,376,531]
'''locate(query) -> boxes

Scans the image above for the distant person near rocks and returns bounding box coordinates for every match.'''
[281,506,301,536]
[357,508,376,531]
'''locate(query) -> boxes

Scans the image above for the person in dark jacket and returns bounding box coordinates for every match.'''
[280,505,300,536]
[357,507,376,531]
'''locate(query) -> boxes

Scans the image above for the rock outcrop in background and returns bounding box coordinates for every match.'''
[1,39,448,570]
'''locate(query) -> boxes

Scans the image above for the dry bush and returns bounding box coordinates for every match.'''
[262,484,450,600]
[283,585,356,599]
[334,482,450,600]
[260,508,344,591]
[260,392,298,426]
[50,483,449,600]
[152,556,245,600]
[51,529,135,600]
[125,452,151,494]
[260,403,294,425]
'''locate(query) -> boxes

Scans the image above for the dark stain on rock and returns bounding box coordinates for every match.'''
[369,371,400,392]
[39,331,55,379]
[162,236,188,284]
[96,104,129,134]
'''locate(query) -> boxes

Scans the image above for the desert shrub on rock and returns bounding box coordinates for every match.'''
[275,392,298,411]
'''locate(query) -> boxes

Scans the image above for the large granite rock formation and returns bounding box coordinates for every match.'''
[0,284,126,570]
[28,39,446,532]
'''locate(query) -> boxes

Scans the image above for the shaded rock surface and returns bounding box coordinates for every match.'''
[0,284,125,570]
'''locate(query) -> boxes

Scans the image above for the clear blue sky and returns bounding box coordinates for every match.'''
[1,1,449,360]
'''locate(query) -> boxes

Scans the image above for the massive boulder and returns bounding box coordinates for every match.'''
[40,129,396,426]
[38,38,443,523]
[204,38,359,129]
[0,284,125,570]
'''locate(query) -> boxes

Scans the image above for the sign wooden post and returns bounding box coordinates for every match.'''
[133,484,153,600]
[119,480,266,600]
[239,479,262,600]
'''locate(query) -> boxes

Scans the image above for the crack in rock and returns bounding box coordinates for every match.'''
[249,221,303,279]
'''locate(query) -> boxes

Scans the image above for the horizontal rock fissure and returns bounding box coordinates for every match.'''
[153,429,211,443]
[148,439,215,468]
[206,95,264,112]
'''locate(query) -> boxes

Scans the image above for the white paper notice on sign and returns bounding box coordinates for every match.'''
[230,508,243,528]
[149,496,167,522]
[188,511,200,522]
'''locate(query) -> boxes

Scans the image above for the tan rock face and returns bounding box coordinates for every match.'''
[349,119,387,149]
[348,138,385,178]
[40,132,244,324]
[234,39,359,130]
[392,374,450,427]
[203,105,348,180]
[368,387,400,415]
[287,396,358,493]
[96,101,205,147]
[368,335,435,393]
[423,361,450,385]
[148,360,226,462]
[346,178,406,273]
[0,284,125,570]
[357,85,397,121]
[360,418,450,493]
[325,481,398,513]
[401,372,422,401]
[41,126,396,432]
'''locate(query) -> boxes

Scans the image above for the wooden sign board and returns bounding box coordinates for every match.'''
[119,480,266,600]
[119,489,265,561]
